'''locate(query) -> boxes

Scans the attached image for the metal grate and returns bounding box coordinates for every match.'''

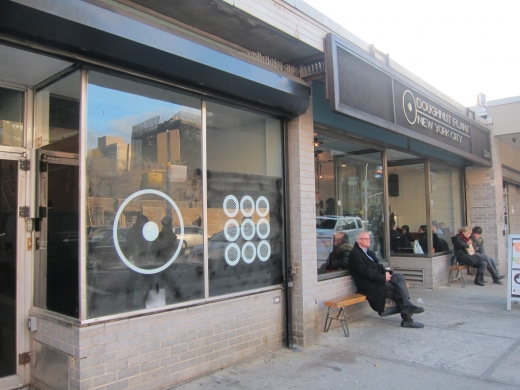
[337,47,394,123]
[392,268,424,285]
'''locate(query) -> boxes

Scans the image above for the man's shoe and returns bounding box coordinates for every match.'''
[401,305,425,315]
[496,275,505,279]
[401,320,424,328]
[474,279,485,286]
[493,279,505,285]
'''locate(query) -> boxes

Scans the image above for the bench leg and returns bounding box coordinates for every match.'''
[459,270,465,288]
[324,307,350,337]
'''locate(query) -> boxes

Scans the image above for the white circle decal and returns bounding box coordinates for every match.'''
[241,219,256,241]
[256,196,269,217]
[257,240,271,261]
[223,195,239,218]
[113,189,184,274]
[256,218,270,239]
[403,90,417,125]
[242,242,256,264]
[240,196,255,217]
[224,219,240,242]
[142,221,159,241]
[225,243,241,266]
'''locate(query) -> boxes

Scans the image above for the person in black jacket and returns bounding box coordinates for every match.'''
[451,226,504,286]
[348,231,424,328]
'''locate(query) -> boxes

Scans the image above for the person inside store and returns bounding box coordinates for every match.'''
[400,225,414,253]
[418,224,449,253]
[324,198,336,215]
[348,231,425,329]
[471,226,505,282]
[325,233,353,271]
[451,226,504,286]
[389,220,403,253]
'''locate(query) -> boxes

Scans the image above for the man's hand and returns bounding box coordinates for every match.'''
[385,272,392,282]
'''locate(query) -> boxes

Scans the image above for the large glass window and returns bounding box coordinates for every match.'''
[205,102,284,296]
[430,163,463,253]
[387,162,428,256]
[0,87,24,147]
[86,72,203,317]
[34,71,81,318]
[315,134,384,276]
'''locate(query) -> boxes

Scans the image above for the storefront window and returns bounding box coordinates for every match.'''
[388,162,427,256]
[86,72,203,317]
[430,163,463,253]
[205,101,284,296]
[0,87,24,147]
[315,134,384,276]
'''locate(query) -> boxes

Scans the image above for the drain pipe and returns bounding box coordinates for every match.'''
[283,122,294,349]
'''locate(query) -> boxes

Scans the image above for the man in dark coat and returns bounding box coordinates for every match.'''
[348,231,425,328]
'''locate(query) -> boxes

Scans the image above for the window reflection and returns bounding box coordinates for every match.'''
[86,72,203,318]
[388,162,427,255]
[430,163,463,253]
[315,136,384,276]
[0,87,24,147]
[205,102,284,297]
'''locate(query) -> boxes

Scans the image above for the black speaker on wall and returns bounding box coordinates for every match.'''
[388,174,399,197]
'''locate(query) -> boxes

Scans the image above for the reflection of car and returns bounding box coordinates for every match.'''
[316,216,375,252]
[87,227,129,270]
[174,226,203,249]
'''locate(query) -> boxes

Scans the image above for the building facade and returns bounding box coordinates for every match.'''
[0,1,508,389]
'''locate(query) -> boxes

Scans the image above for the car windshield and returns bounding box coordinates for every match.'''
[316,217,337,230]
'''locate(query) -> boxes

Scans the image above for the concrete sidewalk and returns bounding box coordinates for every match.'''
[172,281,520,389]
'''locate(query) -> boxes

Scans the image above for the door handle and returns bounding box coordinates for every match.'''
[27,237,32,251]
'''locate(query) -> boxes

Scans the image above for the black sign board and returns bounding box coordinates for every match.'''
[325,34,491,164]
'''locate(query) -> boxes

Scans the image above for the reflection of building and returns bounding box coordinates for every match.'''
[131,111,201,166]
[96,135,131,173]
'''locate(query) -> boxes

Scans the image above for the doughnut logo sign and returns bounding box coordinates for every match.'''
[113,189,184,274]
[222,195,271,266]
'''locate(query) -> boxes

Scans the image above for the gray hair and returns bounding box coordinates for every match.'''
[356,231,370,240]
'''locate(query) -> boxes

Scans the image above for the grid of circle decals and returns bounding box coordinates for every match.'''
[223,195,271,266]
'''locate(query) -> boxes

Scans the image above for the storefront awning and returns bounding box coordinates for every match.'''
[0,0,310,116]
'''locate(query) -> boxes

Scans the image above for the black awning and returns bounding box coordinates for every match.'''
[0,1,310,116]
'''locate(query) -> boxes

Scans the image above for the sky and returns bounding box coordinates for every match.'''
[301,0,520,107]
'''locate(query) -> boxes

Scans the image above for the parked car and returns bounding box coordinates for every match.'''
[316,216,376,253]
[87,227,130,270]
[173,226,204,249]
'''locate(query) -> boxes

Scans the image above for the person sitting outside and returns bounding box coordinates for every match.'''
[471,226,504,282]
[348,231,425,328]
[451,226,504,286]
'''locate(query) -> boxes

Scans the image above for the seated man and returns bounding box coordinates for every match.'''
[471,226,504,281]
[348,231,425,328]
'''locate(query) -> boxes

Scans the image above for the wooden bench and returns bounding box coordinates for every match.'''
[324,283,410,337]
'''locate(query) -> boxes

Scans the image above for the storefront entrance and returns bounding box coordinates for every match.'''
[0,152,29,389]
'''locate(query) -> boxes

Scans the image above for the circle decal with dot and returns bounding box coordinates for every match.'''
[113,189,184,274]
[403,90,417,125]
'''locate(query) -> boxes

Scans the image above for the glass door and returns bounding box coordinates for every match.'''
[0,153,28,389]
[35,151,79,318]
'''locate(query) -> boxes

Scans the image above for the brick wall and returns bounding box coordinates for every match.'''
[389,254,452,289]
[287,92,319,346]
[465,133,506,274]
[31,290,285,389]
